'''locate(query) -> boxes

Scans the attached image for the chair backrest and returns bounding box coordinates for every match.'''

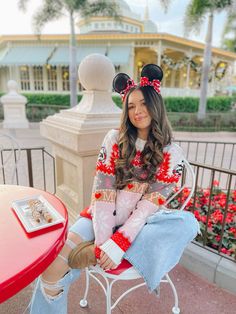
[165,158,195,211]
[0,134,21,184]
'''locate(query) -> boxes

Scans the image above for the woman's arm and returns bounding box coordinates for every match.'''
[89,130,119,248]
[90,130,150,262]
[100,143,185,265]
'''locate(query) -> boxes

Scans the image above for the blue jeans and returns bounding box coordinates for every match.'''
[29,217,95,314]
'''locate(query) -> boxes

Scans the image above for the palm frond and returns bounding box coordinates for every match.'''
[80,0,120,19]
[184,0,209,34]
[18,0,30,12]
[63,0,87,11]
[158,0,172,13]
[32,0,64,34]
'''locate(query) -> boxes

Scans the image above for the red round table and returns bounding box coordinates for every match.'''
[0,185,68,303]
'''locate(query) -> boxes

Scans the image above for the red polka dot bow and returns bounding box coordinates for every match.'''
[121,77,161,101]
[121,79,137,101]
[140,77,161,94]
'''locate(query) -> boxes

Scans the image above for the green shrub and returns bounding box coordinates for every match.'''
[112,95,122,109]
[207,96,233,112]
[164,97,199,112]
[26,104,68,122]
[164,96,234,113]
[1,92,234,113]
[22,93,82,107]
[168,112,236,131]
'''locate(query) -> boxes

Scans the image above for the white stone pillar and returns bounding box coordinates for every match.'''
[40,54,122,222]
[157,40,162,66]
[1,80,29,129]
[128,43,135,78]
[185,49,192,94]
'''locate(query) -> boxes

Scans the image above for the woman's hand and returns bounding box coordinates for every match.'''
[99,250,117,270]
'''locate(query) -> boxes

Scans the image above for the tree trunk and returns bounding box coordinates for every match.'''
[197,12,214,120]
[69,11,78,107]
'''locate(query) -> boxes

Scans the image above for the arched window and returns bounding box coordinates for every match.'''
[47,65,57,91]
[33,66,43,91]
[20,66,30,91]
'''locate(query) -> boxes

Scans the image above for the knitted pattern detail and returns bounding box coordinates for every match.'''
[156,152,181,183]
[111,231,131,252]
[95,246,101,259]
[96,143,119,175]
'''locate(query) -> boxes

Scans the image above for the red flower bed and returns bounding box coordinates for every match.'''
[169,180,236,260]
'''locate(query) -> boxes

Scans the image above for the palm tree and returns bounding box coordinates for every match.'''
[159,0,172,11]
[18,0,120,107]
[184,0,234,120]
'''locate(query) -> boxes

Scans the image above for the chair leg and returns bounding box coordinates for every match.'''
[165,274,180,314]
[106,283,112,314]
[80,268,90,308]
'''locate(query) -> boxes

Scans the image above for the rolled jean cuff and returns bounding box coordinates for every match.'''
[69,217,95,242]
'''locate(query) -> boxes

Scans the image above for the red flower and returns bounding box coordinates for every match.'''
[211,209,223,224]
[203,189,210,197]
[229,227,236,237]
[208,220,213,228]
[215,234,221,242]
[229,204,236,212]
[218,198,226,208]
[183,187,190,197]
[200,196,209,205]
[232,190,236,202]
[213,180,219,187]
[226,213,234,224]
[221,248,229,255]
[194,210,201,221]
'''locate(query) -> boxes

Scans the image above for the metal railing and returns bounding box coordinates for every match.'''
[0,147,56,194]
[1,142,235,262]
[171,161,236,262]
[177,140,236,170]
[177,139,236,189]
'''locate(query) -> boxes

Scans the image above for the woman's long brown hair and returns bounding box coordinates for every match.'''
[115,85,173,189]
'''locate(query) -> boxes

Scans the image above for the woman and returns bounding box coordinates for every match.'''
[29,64,198,313]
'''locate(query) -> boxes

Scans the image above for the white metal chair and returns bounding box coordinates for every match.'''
[80,158,195,314]
[0,134,21,184]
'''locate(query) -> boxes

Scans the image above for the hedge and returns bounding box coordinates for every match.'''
[0,92,235,113]
[24,94,236,112]
[167,112,236,131]
[0,105,235,131]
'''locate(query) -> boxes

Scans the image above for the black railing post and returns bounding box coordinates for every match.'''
[26,149,34,187]
[1,151,6,184]
[218,174,233,254]
[203,169,215,247]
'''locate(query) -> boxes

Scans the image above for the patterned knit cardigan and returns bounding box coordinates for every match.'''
[80,129,185,265]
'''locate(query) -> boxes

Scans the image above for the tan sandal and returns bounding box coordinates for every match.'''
[68,241,97,269]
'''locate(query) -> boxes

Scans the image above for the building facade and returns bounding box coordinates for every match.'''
[0,0,235,97]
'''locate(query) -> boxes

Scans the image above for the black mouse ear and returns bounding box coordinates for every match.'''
[113,73,131,93]
[141,64,163,82]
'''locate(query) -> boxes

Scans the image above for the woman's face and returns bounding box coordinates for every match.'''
[127,89,152,138]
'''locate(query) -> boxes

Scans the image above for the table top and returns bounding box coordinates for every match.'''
[0,185,68,304]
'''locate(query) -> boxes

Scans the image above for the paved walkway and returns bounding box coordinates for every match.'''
[1,264,236,314]
[1,123,235,150]
[0,125,236,313]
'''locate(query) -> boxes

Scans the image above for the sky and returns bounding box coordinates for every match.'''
[0,0,228,48]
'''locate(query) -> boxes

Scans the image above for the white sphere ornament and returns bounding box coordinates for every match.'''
[78,53,115,91]
[7,80,18,93]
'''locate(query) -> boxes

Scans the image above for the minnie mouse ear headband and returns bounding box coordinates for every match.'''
[113,64,163,101]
